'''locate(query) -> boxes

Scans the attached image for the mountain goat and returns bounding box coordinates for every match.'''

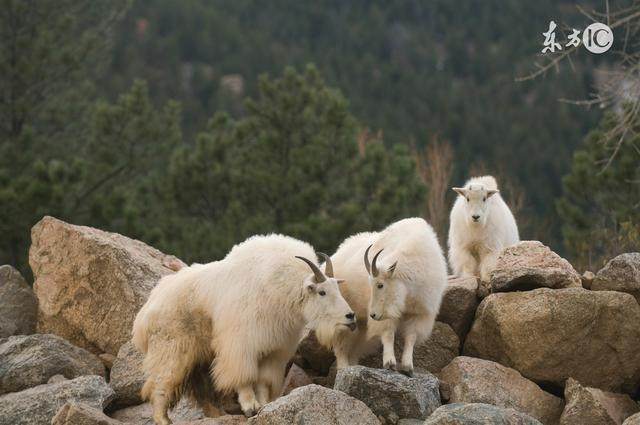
[448,175,519,282]
[132,234,355,424]
[325,218,448,376]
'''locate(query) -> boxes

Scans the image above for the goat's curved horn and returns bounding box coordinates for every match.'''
[295,256,326,283]
[371,248,384,277]
[364,244,373,274]
[317,252,333,278]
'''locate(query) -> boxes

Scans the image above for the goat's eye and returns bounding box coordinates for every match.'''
[377,283,384,289]
[466,197,469,202]
[318,290,326,296]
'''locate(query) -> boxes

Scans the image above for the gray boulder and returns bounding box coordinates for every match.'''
[52,402,123,425]
[334,366,440,423]
[110,340,145,408]
[592,253,640,304]
[0,375,114,425]
[0,265,37,337]
[0,333,105,395]
[437,276,479,339]
[424,403,542,425]
[248,384,380,425]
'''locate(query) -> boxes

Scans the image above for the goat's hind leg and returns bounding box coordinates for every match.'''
[142,340,200,425]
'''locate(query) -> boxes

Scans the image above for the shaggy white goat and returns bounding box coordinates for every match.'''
[325,217,448,375]
[132,234,354,424]
[448,175,519,282]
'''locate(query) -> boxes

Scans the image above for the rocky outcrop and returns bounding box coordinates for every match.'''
[424,403,542,425]
[29,216,184,355]
[592,253,640,304]
[110,341,145,408]
[0,334,105,395]
[437,276,478,340]
[438,356,564,424]
[334,366,440,423]
[361,322,459,374]
[52,402,122,425]
[248,384,380,425]
[0,375,114,425]
[560,378,639,425]
[0,265,37,337]
[464,288,640,393]
[490,241,581,292]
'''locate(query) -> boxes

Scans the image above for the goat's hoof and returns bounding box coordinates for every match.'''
[383,361,397,371]
[398,365,414,377]
[243,408,257,418]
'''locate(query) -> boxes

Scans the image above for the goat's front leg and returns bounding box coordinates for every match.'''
[237,385,260,417]
[380,327,396,371]
[399,331,416,377]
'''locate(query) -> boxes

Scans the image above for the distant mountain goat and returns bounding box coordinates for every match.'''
[323,218,448,376]
[448,175,519,282]
[132,234,355,424]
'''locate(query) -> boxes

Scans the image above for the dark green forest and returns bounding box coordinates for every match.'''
[1,0,638,276]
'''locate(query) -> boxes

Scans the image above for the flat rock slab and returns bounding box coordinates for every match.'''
[592,253,640,304]
[0,333,105,395]
[0,375,114,425]
[438,356,563,424]
[424,403,542,425]
[248,384,380,425]
[0,265,37,337]
[334,366,440,423]
[110,399,206,425]
[30,216,184,355]
[490,241,581,292]
[464,288,640,394]
[560,378,639,425]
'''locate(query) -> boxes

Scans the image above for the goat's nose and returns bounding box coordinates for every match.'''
[472,215,480,221]
[346,312,355,320]
[370,313,377,319]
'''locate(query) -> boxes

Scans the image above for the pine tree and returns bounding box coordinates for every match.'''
[155,66,425,262]
[557,110,640,270]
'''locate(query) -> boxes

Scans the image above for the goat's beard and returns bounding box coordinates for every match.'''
[314,319,339,350]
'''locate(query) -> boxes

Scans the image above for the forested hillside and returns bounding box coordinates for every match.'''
[103,0,604,241]
[2,0,637,274]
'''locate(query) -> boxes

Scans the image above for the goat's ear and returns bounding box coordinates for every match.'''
[304,280,316,293]
[387,261,398,277]
[487,189,499,198]
[452,187,466,197]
